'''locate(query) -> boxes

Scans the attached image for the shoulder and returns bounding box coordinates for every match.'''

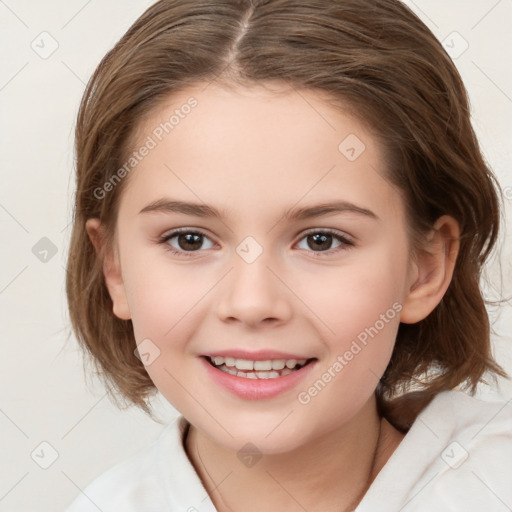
[420,388,511,437]
[358,390,512,512]
[64,417,188,512]
[407,390,512,510]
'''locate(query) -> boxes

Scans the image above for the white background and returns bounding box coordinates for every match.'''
[0,1,511,510]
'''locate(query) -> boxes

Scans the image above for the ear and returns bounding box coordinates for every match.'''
[85,218,131,320]
[400,215,460,324]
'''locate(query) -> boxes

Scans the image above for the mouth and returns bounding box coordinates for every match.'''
[204,355,315,380]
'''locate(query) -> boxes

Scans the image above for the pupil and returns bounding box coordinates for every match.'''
[178,233,202,251]
[309,233,331,251]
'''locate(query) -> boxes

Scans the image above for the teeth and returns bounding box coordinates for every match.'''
[271,360,286,370]
[254,360,272,371]
[209,355,310,379]
[237,371,257,379]
[210,356,306,370]
[235,359,254,370]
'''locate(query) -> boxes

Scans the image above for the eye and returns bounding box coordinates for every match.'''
[159,228,215,256]
[295,229,354,256]
[157,228,354,258]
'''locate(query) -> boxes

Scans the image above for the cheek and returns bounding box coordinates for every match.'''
[120,241,211,341]
[122,258,212,412]
[299,236,408,347]
[296,282,402,427]
[293,240,407,410]
[120,249,216,399]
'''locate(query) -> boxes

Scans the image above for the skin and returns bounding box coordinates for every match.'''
[87,81,460,511]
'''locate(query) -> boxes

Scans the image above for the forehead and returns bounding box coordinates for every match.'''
[121,81,402,223]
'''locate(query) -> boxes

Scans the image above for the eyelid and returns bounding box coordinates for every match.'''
[297,227,354,243]
[157,226,355,260]
[158,227,217,257]
[159,226,355,243]
[160,226,212,239]
[293,228,355,257]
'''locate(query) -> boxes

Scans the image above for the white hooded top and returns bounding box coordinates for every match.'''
[65,390,512,512]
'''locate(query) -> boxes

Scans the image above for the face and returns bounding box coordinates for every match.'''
[105,82,418,454]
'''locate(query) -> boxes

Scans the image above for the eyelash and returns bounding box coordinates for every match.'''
[157,227,354,258]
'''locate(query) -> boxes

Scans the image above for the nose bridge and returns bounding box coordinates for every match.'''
[215,238,292,326]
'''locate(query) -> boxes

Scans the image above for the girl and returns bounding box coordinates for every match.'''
[65,0,511,510]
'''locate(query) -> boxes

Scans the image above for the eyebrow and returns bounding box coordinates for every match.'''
[139,198,379,221]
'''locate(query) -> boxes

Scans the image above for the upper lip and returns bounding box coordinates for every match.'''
[202,349,314,361]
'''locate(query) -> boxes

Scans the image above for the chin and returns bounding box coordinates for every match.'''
[191,410,317,456]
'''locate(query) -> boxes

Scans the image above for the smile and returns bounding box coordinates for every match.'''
[207,356,311,379]
[201,353,317,400]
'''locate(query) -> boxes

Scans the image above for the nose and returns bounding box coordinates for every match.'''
[215,252,293,328]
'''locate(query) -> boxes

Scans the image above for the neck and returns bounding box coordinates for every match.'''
[184,395,405,512]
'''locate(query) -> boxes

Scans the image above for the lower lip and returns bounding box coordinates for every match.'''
[200,357,317,400]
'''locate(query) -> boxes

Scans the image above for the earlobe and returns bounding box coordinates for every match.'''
[85,218,132,320]
[400,215,460,324]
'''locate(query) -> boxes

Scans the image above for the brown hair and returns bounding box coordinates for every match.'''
[66,0,507,428]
